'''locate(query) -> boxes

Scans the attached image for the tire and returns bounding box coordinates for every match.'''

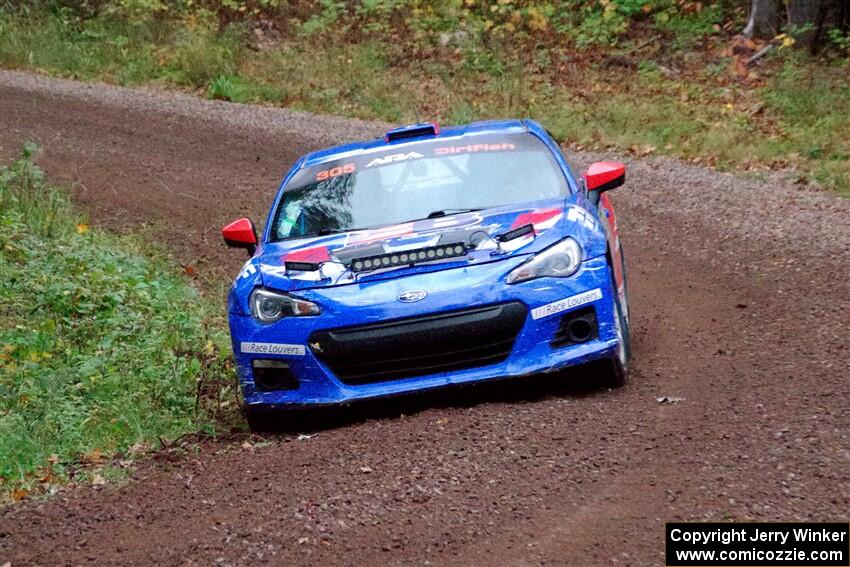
[617,242,632,361]
[600,269,630,388]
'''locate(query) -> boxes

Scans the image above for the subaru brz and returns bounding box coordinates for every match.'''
[222,120,631,429]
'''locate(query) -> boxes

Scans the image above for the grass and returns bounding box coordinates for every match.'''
[0,4,847,196]
[0,5,245,87]
[246,41,850,195]
[0,146,234,501]
[760,58,850,189]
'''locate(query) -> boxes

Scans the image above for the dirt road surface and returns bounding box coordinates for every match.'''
[1,70,848,566]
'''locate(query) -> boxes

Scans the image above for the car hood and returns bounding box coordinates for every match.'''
[253,196,605,292]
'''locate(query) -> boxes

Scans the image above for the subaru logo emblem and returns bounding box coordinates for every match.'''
[398,290,427,303]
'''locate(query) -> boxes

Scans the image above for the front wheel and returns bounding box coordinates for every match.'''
[600,289,629,388]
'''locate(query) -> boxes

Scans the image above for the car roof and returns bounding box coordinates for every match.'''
[301,119,534,167]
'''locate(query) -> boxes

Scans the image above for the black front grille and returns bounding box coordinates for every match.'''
[310,302,528,385]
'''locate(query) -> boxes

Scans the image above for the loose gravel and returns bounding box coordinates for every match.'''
[1,70,848,567]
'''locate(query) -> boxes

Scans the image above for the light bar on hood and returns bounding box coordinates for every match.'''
[349,243,468,273]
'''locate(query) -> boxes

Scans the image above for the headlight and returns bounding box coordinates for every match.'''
[506,237,582,284]
[249,288,321,323]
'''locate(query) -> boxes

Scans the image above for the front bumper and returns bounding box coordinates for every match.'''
[229,255,620,408]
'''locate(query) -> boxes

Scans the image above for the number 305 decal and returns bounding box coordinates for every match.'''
[316,163,355,181]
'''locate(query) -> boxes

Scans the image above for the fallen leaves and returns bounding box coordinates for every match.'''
[775,33,796,49]
[9,488,29,502]
[722,35,770,82]
[723,35,758,58]
[627,144,657,157]
[746,102,765,116]
[128,441,151,456]
[80,448,105,465]
[36,464,59,485]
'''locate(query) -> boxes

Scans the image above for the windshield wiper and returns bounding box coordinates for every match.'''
[424,208,484,220]
[294,226,365,239]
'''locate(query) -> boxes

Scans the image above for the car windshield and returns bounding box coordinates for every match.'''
[270,132,569,242]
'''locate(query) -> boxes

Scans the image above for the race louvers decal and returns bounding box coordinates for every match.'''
[241,342,306,356]
[567,207,596,230]
[531,288,603,320]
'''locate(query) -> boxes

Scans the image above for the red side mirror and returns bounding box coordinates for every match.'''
[584,161,626,193]
[222,218,257,255]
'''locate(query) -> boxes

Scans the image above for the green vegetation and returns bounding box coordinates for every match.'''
[0,2,848,193]
[0,146,234,500]
[0,0,846,503]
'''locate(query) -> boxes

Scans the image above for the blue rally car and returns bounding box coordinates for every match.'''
[222,120,630,428]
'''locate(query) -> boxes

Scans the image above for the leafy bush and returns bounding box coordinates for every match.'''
[653,2,725,47]
[0,148,234,497]
[827,28,850,54]
[1,1,742,61]
[558,4,629,48]
[301,0,348,35]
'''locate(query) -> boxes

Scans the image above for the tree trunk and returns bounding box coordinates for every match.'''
[743,0,784,38]
[745,0,849,51]
[789,0,824,50]
[788,0,848,52]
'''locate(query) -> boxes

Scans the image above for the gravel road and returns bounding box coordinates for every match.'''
[1,70,848,566]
